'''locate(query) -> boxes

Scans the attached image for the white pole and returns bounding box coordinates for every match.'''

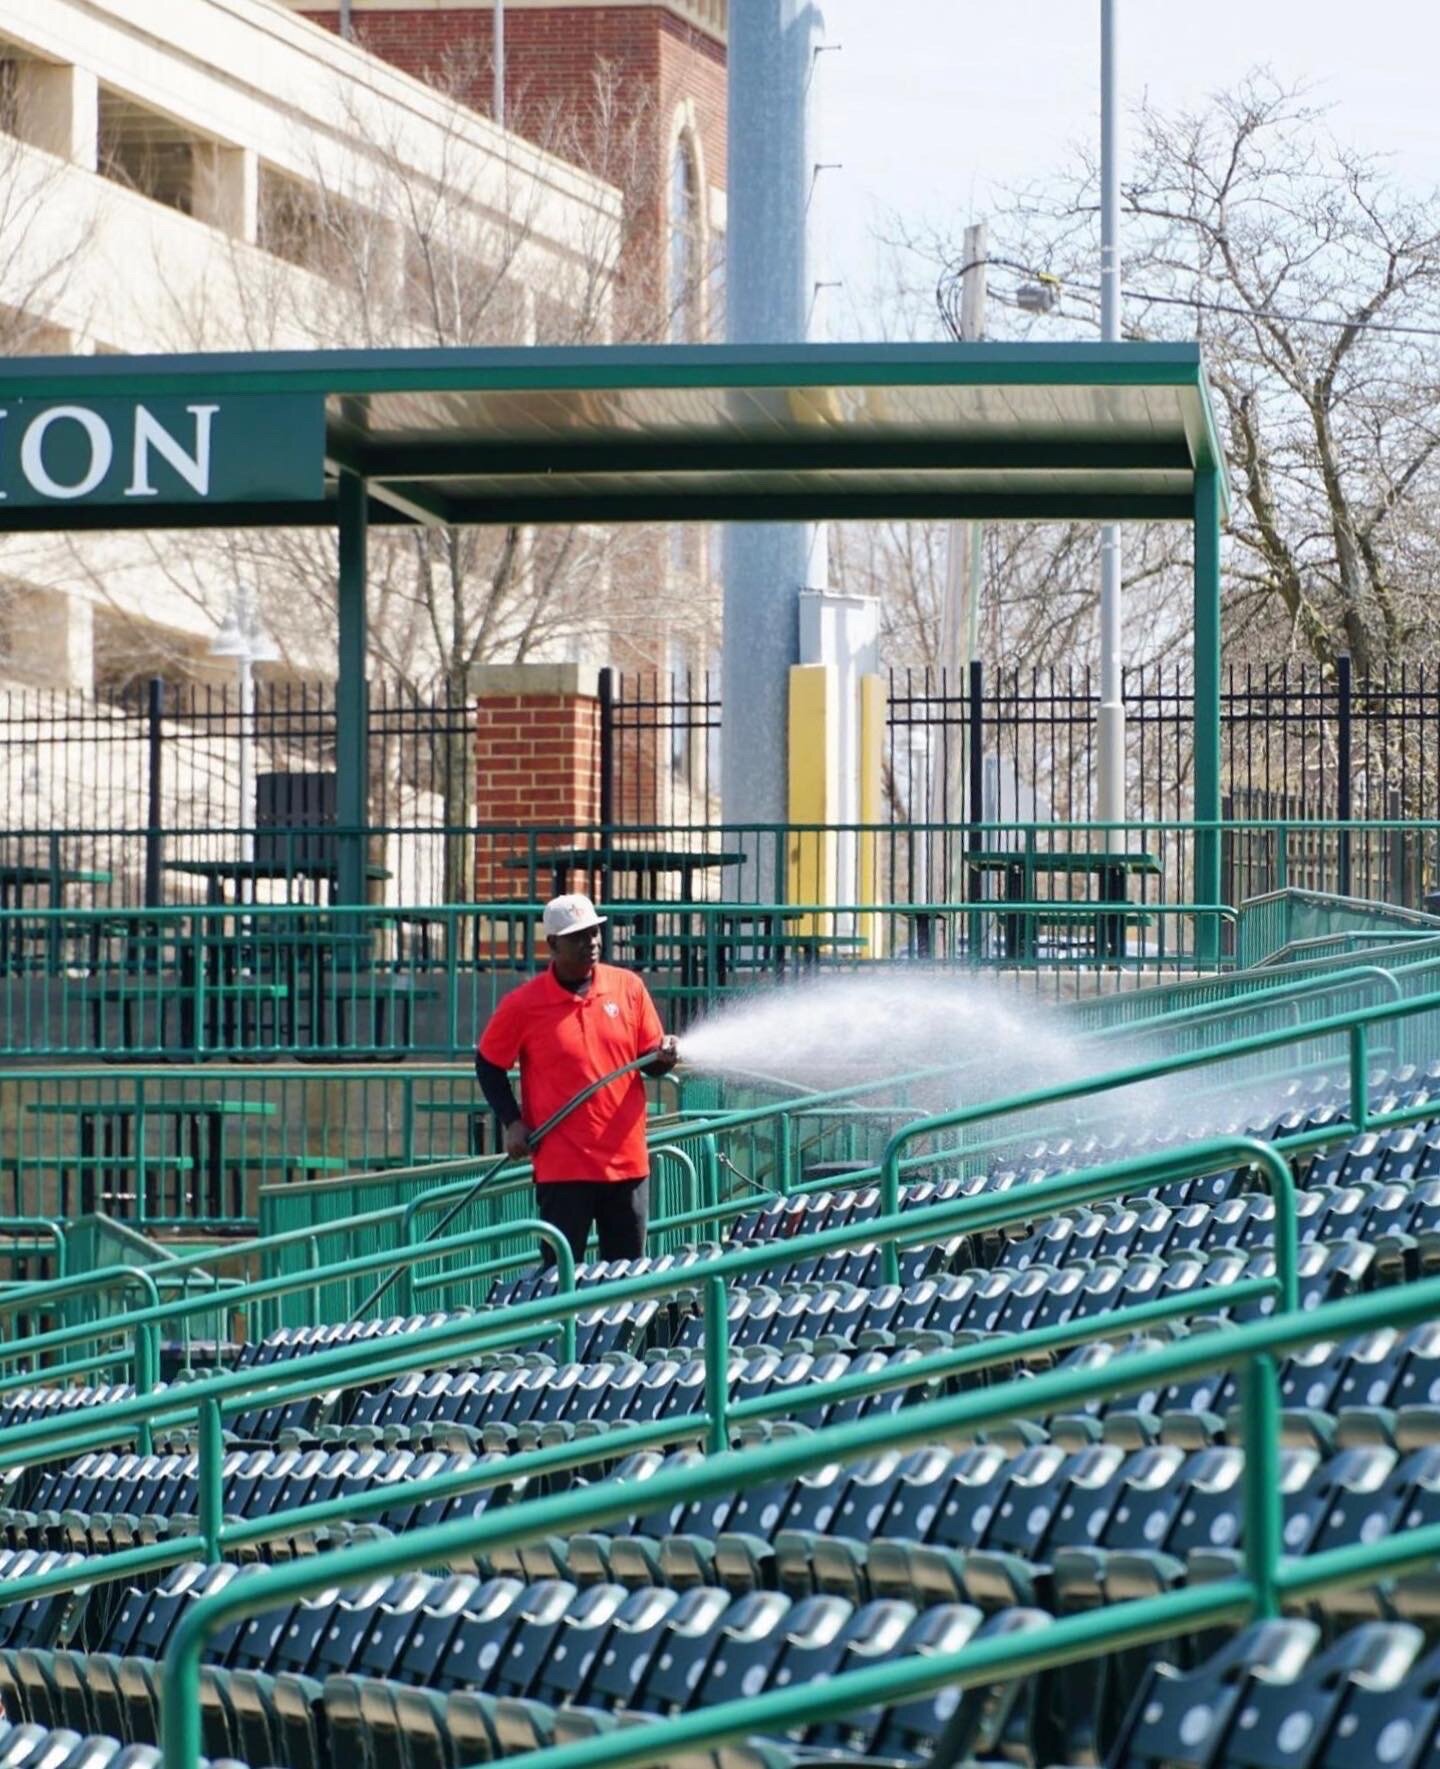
[493,0,506,129]
[1096,0,1126,828]
[238,648,254,865]
[934,225,986,900]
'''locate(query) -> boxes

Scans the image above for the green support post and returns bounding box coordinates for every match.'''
[336,469,369,909]
[134,1321,158,1457]
[135,1075,149,1229]
[197,1398,224,1563]
[1194,466,1223,966]
[698,1133,720,1213]
[1349,1023,1369,1133]
[1242,1353,1283,1617]
[703,1275,730,1455]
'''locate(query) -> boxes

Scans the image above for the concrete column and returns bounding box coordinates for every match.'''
[722,0,826,832]
[15,62,98,169]
[192,144,259,243]
[7,587,93,689]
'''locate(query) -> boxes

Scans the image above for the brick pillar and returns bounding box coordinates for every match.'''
[473,663,603,901]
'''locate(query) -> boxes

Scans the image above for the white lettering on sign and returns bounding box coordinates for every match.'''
[18,404,113,500]
[0,401,223,501]
[126,403,219,497]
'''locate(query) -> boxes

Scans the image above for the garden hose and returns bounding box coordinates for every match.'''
[347,1046,667,1324]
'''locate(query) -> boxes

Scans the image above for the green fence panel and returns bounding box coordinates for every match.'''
[1237,886,1440,968]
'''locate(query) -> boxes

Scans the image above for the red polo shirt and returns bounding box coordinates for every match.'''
[477,962,664,1183]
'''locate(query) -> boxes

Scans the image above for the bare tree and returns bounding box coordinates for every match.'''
[62,52,718,887]
[967,72,1440,675]
[119,49,717,678]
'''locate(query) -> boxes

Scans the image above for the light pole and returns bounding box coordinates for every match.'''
[210,596,277,862]
[1096,0,1126,828]
[493,0,506,130]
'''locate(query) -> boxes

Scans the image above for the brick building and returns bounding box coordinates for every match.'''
[290,1,728,340]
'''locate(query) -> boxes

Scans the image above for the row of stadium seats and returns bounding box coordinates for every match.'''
[0,1564,1053,1767]
[0,1391,134,1437]
[20,1429,1440,1596]
[17,1566,1440,1768]
[0,1726,236,1769]
[233,1233,1378,1426]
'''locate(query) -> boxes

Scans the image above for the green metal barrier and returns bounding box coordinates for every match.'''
[0,1214,582,1406]
[0,891,1236,1066]
[0,1133,1297,1639]
[0,1216,66,1282]
[0,1134,1294,1478]
[0,943,1429,1340]
[146,1257,1440,1769]
[1238,886,1440,968]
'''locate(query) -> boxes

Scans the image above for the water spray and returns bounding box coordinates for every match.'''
[348,1047,667,1324]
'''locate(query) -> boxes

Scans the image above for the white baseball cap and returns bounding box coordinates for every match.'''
[543,892,607,938]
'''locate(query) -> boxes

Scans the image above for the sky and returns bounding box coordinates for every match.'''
[812,0,1440,333]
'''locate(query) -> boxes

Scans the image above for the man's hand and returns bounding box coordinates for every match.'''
[502,1120,532,1162]
[647,1035,680,1074]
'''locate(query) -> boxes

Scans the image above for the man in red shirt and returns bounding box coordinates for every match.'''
[475,892,678,1264]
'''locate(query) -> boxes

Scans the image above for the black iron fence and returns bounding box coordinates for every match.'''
[1,658,1437,911]
[0,677,475,904]
[887,658,1440,910]
[599,666,720,828]
[0,670,718,906]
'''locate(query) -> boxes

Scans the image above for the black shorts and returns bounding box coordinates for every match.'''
[535,1176,649,1266]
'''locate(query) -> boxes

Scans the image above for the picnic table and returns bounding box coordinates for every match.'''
[25,1095,280,1221]
[505,847,747,904]
[0,856,114,972]
[163,856,391,906]
[623,907,867,987]
[968,848,1162,960]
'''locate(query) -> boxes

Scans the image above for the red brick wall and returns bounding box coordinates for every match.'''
[299,6,726,339]
[474,688,601,900]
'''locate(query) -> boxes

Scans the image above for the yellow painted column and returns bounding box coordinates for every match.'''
[858,672,887,957]
[788,664,838,928]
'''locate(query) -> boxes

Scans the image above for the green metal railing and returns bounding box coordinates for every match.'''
[0,1131,1297,1608]
[141,1257,1440,1769]
[1237,886,1440,968]
[0,892,1238,1065]
[0,953,1430,1324]
[13,810,1440,938]
[0,1216,66,1282]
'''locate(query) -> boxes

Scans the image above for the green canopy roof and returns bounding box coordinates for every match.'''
[0,340,1229,531]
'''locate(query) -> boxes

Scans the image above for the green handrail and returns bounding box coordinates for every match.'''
[0,949,1428,1366]
[156,1257,1440,1769]
[0,948,1415,1297]
[876,979,1440,1285]
[0,1274,1285,1616]
[0,1216,578,1404]
[0,1134,1290,1478]
[2,959,1418,1346]
[0,1216,67,1280]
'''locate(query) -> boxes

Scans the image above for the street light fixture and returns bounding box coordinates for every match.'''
[1016,275,1061,315]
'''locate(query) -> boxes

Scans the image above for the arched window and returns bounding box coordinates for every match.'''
[668,133,701,342]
